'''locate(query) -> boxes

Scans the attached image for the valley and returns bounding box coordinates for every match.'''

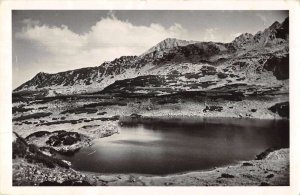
[12,17,289,186]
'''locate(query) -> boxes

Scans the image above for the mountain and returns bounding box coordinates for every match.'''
[14,56,138,94]
[14,17,289,97]
[231,18,288,49]
[142,38,198,56]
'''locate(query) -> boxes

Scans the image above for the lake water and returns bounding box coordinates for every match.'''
[59,118,289,175]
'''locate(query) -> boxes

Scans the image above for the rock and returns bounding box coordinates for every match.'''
[164,182,174,186]
[130,113,142,119]
[266,174,274,179]
[46,131,81,146]
[217,72,228,79]
[256,147,278,160]
[25,131,51,140]
[221,173,235,178]
[268,102,289,118]
[129,175,136,182]
[112,115,120,120]
[203,106,223,112]
[263,55,289,80]
[97,112,107,115]
[242,162,253,166]
[63,137,78,145]
[250,109,257,112]
[260,182,270,186]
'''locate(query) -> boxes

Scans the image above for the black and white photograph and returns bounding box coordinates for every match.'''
[12,10,290,186]
[10,9,291,187]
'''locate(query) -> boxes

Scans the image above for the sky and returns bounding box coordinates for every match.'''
[12,10,288,88]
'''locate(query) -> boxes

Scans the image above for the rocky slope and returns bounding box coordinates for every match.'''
[13,17,289,98]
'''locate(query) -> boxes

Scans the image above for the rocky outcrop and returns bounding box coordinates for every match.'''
[203,105,223,112]
[268,102,289,118]
[231,33,255,48]
[46,132,81,147]
[275,17,289,40]
[13,132,70,168]
[232,18,288,50]
[142,38,198,56]
[263,55,289,80]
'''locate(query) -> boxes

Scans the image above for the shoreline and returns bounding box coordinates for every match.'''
[80,159,241,178]
[12,104,289,186]
[64,148,290,186]
[120,114,289,122]
[12,142,289,186]
[12,114,290,186]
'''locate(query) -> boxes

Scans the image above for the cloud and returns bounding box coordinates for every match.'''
[202,28,219,42]
[256,13,268,24]
[21,18,40,27]
[199,28,239,43]
[16,23,85,56]
[15,15,188,73]
[232,32,242,37]
[229,32,243,41]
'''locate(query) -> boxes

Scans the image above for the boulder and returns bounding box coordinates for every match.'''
[268,102,289,118]
[46,132,81,147]
[203,106,223,112]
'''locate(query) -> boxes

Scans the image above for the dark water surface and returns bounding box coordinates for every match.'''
[60,118,289,175]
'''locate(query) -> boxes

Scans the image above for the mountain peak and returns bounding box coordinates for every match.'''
[230,17,288,49]
[142,38,198,56]
[269,21,281,30]
[231,33,254,48]
[35,72,50,79]
[235,33,254,39]
[162,37,179,42]
[36,71,48,76]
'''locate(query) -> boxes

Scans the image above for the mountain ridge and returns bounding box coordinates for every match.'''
[142,38,199,56]
[14,17,289,96]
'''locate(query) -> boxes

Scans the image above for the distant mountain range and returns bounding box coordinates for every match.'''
[14,17,289,97]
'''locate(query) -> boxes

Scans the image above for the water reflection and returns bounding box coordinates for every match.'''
[60,118,289,175]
